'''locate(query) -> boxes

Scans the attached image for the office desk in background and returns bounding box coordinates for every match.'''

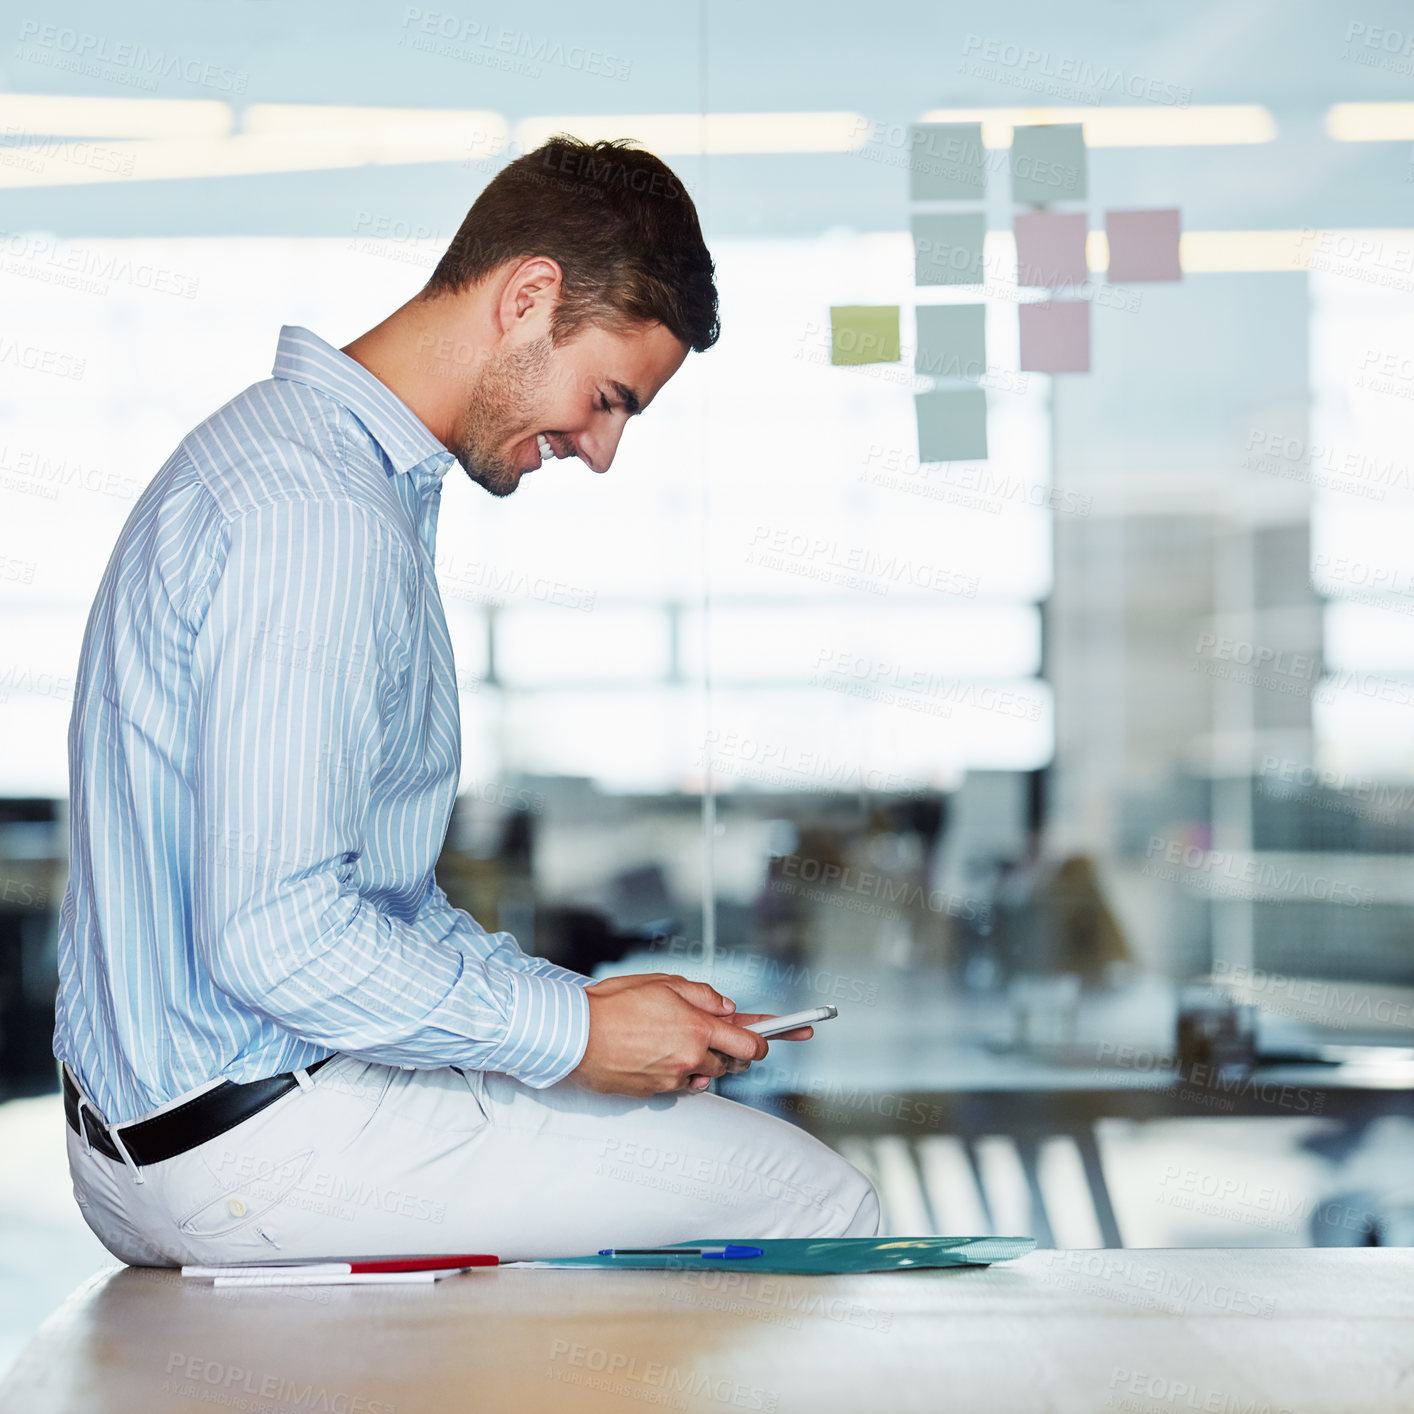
[711,964,1414,1249]
[1,1249,1410,1413]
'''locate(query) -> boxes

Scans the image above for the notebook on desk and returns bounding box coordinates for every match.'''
[504,1236,1036,1274]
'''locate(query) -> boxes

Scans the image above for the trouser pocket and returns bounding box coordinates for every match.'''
[177,1146,317,1238]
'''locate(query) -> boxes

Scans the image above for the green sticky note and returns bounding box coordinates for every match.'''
[915,304,987,379]
[1010,123,1087,204]
[916,386,988,461]
[908,123,988,200]
[830,305,901,365]
[911,212,987,286]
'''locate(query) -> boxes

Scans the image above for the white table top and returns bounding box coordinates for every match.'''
[3,1248,1412,1413]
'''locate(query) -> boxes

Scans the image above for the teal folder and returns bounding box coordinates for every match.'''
[512,1236,1035,1274]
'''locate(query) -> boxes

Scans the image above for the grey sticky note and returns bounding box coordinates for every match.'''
[1010,124,1086,204]
[915,387,989,461]
[911,212,987,287]
[1106,208,1182,282]
[908,123,987,200]
[1014,211,1089,288]
[914,305,987,379]
[1018,300,1090,373]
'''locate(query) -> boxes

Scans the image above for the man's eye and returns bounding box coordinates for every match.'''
[598,392,612,412]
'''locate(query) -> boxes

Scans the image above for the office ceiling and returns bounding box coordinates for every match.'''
[1,0,1411,237]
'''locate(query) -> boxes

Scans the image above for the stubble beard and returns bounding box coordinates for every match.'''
[448,333,554,498]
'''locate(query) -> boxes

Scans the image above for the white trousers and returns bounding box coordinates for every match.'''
[65,1055,880,1266]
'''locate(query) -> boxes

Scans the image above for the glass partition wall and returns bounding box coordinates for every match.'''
[3,5,1414,1258]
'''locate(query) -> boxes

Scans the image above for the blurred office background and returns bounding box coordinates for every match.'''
[4,0,1414,1373]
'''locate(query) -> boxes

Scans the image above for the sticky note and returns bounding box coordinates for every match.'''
[915,387,988,462]
[1106,208,1182,282]
[908,123,988,200]
[1010,124,1086,204]
[912,212,987,286]
[1014,211,1089,288]
[830,306,901,365]
[1018,300,1090,373]
[914,305,986,379]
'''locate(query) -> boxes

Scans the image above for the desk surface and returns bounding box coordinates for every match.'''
[3,1249,1411,1414]
[605,955,1414,1098]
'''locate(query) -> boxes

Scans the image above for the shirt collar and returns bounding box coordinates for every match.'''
[271,325,456,491]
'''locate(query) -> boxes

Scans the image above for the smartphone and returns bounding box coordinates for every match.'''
[743,1005,838,1039]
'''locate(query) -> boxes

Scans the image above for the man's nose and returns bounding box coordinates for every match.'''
[578,421,626,474]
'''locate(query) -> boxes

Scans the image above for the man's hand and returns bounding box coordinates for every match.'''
[729,1013,817,1042]
[571,973,769,1098]
[703,1013,815,1082]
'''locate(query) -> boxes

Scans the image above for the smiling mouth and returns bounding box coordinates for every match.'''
[529,431,577,472]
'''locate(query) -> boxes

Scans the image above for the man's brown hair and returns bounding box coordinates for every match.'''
[424,136,719,353]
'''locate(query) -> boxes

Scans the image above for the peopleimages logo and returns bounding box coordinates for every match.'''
[14,20,249,92]
[1258,754,1414,821]
[1343,20,1414,75]
[547,1340,779,1411]
[660,1267,895,1332]
[958,34,1192,106]
[1107,1367,1291,1414]
[1213,959,1414,1029]
[0,445,137,501]
[162,1353,395,1413]
[650,934,881,1005]
[1242,427,1412,499]
[702,729,929,795]
[397,9,632,80]
[0,230,201,299]
[774,854,989,924]
[1041,1250,1278,1318]
[1142,835,1374,909]
[861,444,1092,517]
[745,525,980,599]
[0,124,135,179]
[810,646,1045,723]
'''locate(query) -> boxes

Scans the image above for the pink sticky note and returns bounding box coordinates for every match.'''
[1019,300,1090,373]
[1014,211,1089,288]
[1106,208,1182,282]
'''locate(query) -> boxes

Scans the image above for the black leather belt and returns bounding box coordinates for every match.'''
[63,1055,335,1169]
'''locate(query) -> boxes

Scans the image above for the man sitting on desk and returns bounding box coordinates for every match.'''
[53,136,880,1266]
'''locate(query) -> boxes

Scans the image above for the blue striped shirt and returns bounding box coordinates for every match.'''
[53,325,593,1127]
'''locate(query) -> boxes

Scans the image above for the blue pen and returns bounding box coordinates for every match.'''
[597,1246,765,1259]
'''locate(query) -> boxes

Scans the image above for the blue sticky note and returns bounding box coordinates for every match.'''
[912,212,987,287]
[908,123,988,200]
[914,305,987,379]
[915,387,988,461]
[1010,124,1087,204]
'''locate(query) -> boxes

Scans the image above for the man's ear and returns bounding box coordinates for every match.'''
[499,256,563,333]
